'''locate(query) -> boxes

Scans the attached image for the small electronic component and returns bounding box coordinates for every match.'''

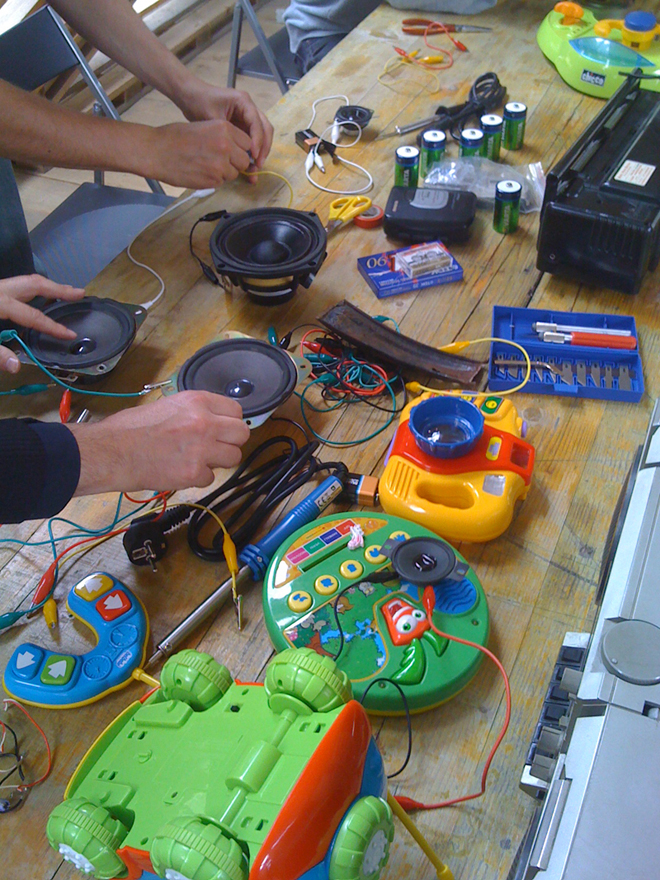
[294,128,336,156]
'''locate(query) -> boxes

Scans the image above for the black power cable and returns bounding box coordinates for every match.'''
[415,72,507,144]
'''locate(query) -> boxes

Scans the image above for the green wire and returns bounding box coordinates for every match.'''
[0,330,144,398]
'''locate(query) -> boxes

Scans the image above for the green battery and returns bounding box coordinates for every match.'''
[459,128,484,157]
[419,130,446,178]
[493,180,522,234]
[394,145,419,188]
[480,114,503,161]
[503,102,527,151]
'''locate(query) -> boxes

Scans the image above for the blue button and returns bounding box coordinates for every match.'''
[110,623,139,648]
[11,645,43,681]
[83,655,113,681]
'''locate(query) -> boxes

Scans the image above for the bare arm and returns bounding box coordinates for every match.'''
[49,0,273,165]
[0,78,253,187]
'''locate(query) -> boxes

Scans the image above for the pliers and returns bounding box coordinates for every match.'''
[401,18,492,34]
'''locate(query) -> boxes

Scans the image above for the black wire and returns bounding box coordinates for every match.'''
[270,416,310,442]
[0,722,26,814]
[360,678,413,779]
[182,435,345,561]
[414,72,506,143]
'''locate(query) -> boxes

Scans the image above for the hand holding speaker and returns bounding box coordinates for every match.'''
[70,391,251,497]
[0,275,85,374]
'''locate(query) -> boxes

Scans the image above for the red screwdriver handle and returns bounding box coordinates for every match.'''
[571,332,637,350]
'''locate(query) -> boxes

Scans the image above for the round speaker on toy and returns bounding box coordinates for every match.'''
[209,208,327,305]
[381,536,469,586]
[176,338,299,426]
[23,297,145,376]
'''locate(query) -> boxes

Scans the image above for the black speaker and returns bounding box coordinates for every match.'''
[176,338,298,426]
[209,208,327,305]
[334,105,374,130]
[381,536,469,586]
[23,297,145,376]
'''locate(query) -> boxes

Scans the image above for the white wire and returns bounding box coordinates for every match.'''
[305,121,373,196]
[127,189,214,311]
[307,94,349,130]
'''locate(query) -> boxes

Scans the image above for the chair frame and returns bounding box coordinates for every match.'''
[227,0,297,95]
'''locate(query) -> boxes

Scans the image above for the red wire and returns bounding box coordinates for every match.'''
[424,20,467,54]
[2,699,52,789]
[395,603,512,812]
[299,328,328,358]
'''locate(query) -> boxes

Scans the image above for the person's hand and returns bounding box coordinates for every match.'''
[0,275,85,374]
[176,80,274,170]
[146,118,256,188]
[69,391,251,496]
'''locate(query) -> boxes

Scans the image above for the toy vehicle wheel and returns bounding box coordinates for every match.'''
[160,649,233,711]
[46,797,129,880]
[328,796,394,880]
[150,816,249,880]
[264,647,352,715]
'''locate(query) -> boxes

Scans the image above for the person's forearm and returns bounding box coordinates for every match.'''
[50,0,196,110]
[0,78,156,173]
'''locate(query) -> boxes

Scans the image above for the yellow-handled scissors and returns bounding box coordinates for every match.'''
[325,196,372,234]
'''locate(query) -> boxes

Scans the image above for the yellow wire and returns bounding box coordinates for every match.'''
[387,792,454,880]
[183,502,239,606]
[377,55,440,94]
[241,169,295,208]
[407,336,532,398]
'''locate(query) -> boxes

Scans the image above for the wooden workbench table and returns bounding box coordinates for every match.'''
[2,2,659,877]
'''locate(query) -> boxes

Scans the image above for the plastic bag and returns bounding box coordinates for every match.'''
[424,157,546,213]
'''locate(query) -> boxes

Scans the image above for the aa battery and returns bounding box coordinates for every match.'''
[480,114,503,161]
[459,128,484,157]
[503,102,527,151]
[394,145,420,188]
[419,130,446,178]
[493,180,522,234]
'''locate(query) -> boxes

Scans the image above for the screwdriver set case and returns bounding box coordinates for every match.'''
[488,306,643,402]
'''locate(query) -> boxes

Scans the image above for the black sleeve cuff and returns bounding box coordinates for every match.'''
[0,419,80,523]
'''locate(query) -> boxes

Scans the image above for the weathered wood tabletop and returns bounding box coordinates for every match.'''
[2,2,659,878]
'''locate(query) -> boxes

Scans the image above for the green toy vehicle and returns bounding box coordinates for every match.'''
[46,648,395,880]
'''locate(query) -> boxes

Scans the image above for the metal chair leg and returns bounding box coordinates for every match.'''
[227,2,244,89]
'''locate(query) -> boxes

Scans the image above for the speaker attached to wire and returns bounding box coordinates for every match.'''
[209,208,327,305]
[334,104,374,132]
[174,336,309,428]
[21,297,146,378]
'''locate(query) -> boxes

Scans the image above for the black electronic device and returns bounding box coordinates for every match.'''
[22,296,145,377]
[537,73,660,295]
[383,187,477,244]
[209,208,327,305]
[334,104,374,130]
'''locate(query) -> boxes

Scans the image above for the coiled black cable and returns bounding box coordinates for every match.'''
[415,71,507,144]
[155,435,346,562]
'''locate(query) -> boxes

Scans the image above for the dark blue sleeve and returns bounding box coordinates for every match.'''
[0,419,80,523]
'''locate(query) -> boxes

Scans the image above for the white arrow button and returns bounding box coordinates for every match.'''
[103,593,124,611]
[16,650,35,669]
[48,660,68,679]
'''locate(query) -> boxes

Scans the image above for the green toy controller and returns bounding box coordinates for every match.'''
[46,647,455,880]
[538,3,660,97]
[263,512,489,715]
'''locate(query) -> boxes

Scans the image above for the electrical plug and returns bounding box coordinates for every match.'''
[123,514,168,571]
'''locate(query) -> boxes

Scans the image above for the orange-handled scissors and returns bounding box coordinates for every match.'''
[325,196,372,234]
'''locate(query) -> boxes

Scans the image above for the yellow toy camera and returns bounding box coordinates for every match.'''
[379,393,535,544]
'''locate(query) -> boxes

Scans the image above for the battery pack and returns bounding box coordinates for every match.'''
[383,187,477,244]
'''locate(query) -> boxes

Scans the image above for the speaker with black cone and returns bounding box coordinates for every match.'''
[176,338,299,427]
[209,208,327,305]
[23,297,145,377]
[381,536,469,586]
[334,104,374,130]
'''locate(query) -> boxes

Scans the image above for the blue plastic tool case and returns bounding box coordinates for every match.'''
[489,306,643,402]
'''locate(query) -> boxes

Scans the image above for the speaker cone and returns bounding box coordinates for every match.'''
[209,208,327,305]
[334,105,374,129]
[177,338,298,422]
[382,536,468,586]
[23,297,144,375]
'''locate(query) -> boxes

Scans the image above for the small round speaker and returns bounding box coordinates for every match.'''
[334,105,374,129]
[176,338,298,421]
[384,537,462,586]
[24,297,143,375]
[209,208,327,305]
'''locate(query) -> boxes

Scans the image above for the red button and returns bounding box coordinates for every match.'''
[95,590,131,621]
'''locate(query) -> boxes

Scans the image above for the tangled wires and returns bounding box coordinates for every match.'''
[295,325,407,447]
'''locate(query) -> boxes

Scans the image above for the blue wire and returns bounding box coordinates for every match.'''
[0,330,144,398]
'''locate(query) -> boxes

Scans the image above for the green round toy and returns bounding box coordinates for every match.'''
[263,512,489,715]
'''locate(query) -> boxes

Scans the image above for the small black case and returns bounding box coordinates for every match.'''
[383,186,477,243]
